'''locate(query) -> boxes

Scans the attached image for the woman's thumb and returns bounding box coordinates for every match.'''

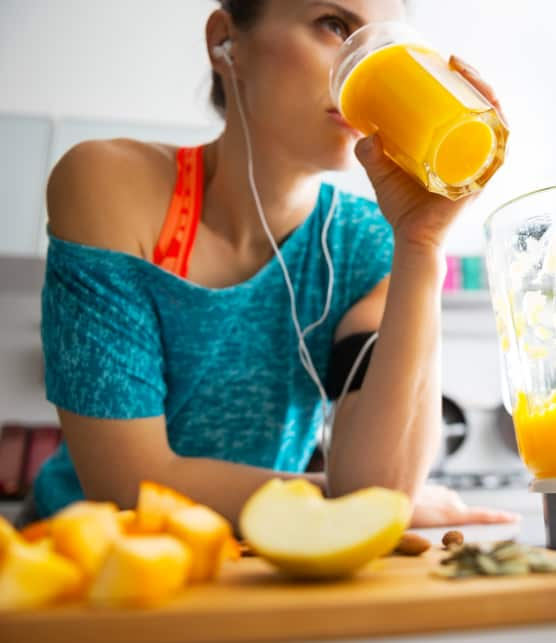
[355,134,397,186]
[355,134,379,161]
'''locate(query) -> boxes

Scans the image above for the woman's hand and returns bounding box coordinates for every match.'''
[355,56,507,250]
[410,483,520,528]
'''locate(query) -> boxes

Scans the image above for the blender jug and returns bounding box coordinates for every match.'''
[485,186,556,548]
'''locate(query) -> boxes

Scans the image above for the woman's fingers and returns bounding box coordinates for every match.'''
[449,55,509,128]
[411,484,522,527]
[458,506,521,525]
[355,134,403,187]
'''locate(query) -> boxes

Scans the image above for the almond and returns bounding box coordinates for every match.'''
[395,532,431,556]
[442,530,464,548]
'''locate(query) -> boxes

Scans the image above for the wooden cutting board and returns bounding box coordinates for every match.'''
[2,547,556,643]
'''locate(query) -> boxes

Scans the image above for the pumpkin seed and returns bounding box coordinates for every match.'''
[491,543,524,562]
[476,554,500,575]
[434,539,556,580]
[497,560,530,575]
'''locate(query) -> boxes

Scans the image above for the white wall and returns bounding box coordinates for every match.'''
[1,0,556,253]
[0,0,219,127]
[410,0,556,253]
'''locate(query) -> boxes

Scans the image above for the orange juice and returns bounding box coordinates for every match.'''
[330,23,508,199]
[513,392,556,478]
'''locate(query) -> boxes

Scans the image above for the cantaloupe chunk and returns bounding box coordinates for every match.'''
[220,536,241,562]
[88,535,192,607]
[116,510,138,534]
[50,501,120,577]
[135,481,195,533]
[167,505,233,582]
[0,539,83,610]
[20,519,51,543]
[0,516,19,552]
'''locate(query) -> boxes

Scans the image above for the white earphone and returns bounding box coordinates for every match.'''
[210,34,378,478]
[212,39,233,64]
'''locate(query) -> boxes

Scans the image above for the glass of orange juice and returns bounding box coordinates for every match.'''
[330,21,509,200]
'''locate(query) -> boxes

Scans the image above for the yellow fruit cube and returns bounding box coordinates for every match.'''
[33,538,56,554]
[116,510,138,534]
[88,535,192,607]
[0,516,19,558]
[20,519,51,543]
[0,540,83,610]
[167,505,232,582]
[221,536,241,562]
[135,481,195,533]
[50,501,120,578]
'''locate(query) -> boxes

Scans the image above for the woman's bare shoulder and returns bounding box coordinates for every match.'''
[46,138,179,257]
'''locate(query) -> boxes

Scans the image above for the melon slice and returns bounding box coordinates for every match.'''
[20,519,51,543]
[116,510,138,534]
[239,479,411,579]
[167,505,233,582]
[50,501,120,578]
[0,539,83,610]
[135,481,195,533]
[0,516,19,553]
[88,535,191,607]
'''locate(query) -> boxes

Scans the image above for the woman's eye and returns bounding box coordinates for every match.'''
[317,15,350,41]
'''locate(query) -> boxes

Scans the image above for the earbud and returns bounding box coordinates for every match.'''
[212,39,233,65]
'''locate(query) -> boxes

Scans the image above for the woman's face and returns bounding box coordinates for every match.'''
[231,0,406,172]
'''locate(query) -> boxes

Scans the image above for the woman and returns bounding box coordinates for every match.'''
[26,0,517,530]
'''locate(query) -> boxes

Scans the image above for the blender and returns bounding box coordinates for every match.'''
[485,186,556,549]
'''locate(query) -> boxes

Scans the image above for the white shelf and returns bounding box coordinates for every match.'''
[442,290,493,309]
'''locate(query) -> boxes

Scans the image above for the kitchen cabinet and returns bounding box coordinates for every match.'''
[0,114,53,255]
[0,256,55,425]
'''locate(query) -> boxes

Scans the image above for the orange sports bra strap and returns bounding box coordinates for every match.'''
[153,146,204,278]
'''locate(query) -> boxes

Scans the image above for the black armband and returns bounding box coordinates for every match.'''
[324,331,377,401]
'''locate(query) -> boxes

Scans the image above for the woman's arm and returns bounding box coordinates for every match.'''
[327,57,507,506]
[325,269,520,526]
[58,408,326,530]
[327,240,443,501]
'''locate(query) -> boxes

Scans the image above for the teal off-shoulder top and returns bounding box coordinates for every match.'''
[35,183,393,517]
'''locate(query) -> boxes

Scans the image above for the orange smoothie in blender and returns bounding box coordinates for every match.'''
[513,392,556,479]
[330,23,508,199]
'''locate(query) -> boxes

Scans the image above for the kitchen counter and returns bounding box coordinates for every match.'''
[301,487,556,643]
[3,487,555,643]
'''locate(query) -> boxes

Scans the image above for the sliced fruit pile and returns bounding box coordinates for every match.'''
[239,479,411,579]
[0,481,240,610]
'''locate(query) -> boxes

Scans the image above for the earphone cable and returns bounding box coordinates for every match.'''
[222,47,379,481]
[226,51,330,419]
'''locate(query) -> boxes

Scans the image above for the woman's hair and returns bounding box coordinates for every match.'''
[211,0,268,116]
